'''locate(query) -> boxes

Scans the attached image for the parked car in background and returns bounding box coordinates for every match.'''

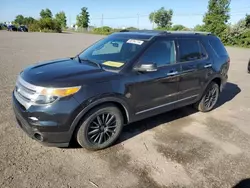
[18,25,28,32]
[0,23,7,30]
[12,30,230,150]
[7,25,17,31]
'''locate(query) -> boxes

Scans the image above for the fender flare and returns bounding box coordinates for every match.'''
[199,74,223,99]
[69,97,131,135]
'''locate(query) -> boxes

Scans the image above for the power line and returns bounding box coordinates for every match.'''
[89,10,250,21]
[137,13,139,29]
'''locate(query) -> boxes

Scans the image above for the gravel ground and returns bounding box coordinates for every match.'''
[0,31,250,188]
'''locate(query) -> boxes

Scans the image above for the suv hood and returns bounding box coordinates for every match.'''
[21,58,117,87]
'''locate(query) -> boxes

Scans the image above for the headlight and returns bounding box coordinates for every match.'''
[34,86,81,105]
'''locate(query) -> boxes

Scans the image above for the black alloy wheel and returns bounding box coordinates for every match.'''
[195,82,220,112]
[203,84,219,110]
[87,113,117,145]
[76,104,123,150]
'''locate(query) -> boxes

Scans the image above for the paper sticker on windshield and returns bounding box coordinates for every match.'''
[126,39,144,45]
[103,61,124,68]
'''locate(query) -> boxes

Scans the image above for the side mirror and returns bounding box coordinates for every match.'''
[134,63,157,72]
[111,42,119,48]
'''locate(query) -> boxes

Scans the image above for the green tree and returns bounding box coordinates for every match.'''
[14,15,36,26]
[225,19,250,47]
[126,27,138,30]
[245,14,250,28]
[203,0,231,39]
[193,24,206,31]
[40,8,53,19]
[14,15,25,25]
[149,7,173,28]
[55,11,67,28]
[76,7,90,28]
[171,24,186,31]
[24,17,36,26]
[38,18,61,33]
[93,26,112,34]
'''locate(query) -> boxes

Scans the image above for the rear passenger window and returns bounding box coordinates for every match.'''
[209,38,228,57]
[178,39,206,62]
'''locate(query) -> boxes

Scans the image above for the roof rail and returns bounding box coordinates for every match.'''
[193,31,212,35]
[120,29,163,33]
[164,30,213,35]
[118,29,213,36]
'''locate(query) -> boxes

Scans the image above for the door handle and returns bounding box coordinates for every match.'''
[166,71,178,76]
[204,64,212,68]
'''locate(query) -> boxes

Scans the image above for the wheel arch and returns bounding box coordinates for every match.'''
[198,75,222,102]
[204,75,222,93]
[211,77,221,89]
[69,97,130,138]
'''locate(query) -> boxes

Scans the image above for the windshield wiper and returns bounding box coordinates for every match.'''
[77,55,102,69]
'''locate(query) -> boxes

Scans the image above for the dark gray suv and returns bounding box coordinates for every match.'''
[12,30,230,150]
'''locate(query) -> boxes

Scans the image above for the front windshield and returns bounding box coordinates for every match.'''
[78,36,147,69]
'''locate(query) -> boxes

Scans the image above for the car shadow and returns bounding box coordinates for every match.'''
[232,179,250,188]
[67,82,241,149]
[116,82,241,145]
[215,82,241,109]
[116,106,197,144]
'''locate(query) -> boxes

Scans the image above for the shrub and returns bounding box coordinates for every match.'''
[29,21,40,32]
[92,26,114,35]
[193,25,206,32]
[155,27,170,31]
[170,24,187,31]
[238,29,250,47]
[125,27,138,30]
[222,19,250,47]
[28,18,62,33]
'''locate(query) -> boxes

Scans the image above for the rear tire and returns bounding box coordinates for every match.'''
[194,82,220,112]
[76,104,123,150]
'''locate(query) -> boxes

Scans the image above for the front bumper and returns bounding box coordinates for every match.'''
[12,92,80,147]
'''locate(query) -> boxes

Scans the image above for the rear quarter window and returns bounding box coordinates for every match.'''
[208,37,228,57]
[178,39,207,62]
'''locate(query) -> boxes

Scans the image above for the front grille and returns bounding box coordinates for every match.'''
[14,76,39,109]
[18,82,36,95]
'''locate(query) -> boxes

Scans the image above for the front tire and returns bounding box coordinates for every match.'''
[76,104,123,150]
[195,82,220,112]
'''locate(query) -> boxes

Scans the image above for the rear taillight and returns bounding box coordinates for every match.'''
[227,57,230,65]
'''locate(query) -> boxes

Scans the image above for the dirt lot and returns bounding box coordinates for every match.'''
[0,31,250,188]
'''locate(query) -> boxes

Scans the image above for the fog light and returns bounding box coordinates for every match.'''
[29,117,38,121]
[34,133,43,141]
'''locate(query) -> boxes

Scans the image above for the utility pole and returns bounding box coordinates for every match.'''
[137,14,139,29]
[69,15,71,28]
[152,11,156,29]
[101,14,104,27]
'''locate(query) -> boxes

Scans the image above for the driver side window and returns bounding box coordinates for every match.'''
[139,39,176,67]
